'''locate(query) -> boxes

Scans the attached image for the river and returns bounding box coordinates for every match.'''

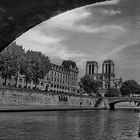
[0,110,139,140]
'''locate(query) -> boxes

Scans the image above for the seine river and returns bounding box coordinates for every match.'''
[0,110,139,140]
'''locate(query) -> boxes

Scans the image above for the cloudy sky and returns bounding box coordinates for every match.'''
[16,0,140,83]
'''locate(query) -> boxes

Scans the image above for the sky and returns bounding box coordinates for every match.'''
[16,0,140,83]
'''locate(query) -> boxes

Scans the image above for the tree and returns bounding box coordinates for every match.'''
[0,42,51,88]
[20,58,33,88]
[120,80,140,96]
[7,42,25,86]
[0,44,16,85]
[20,50,51,88]
[79,75,102,96]
[104,88,120,97]
[0,42,26,86]
[27,50,51,88]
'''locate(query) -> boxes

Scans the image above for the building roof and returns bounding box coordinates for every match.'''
[86,61,98,64]
[61,60,79,71]
[103,59,114,64]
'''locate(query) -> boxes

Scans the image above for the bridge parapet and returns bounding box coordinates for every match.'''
[104,97,140,104]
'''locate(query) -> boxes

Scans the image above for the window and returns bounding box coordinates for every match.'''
[57,78,59,83]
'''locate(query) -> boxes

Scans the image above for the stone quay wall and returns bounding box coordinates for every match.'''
[0,87,98,108]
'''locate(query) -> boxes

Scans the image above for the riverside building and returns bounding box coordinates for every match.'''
[86,60,122,94]
[0,60,79,94]
[47,60,79,94]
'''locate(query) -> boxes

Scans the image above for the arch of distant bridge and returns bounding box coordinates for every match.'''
[0,0,107,52]
[105,97,140,110]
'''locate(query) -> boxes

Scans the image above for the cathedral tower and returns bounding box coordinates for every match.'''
[102,60,115,88]
[86,61,98,80]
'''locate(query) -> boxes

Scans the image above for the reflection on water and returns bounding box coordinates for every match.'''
[0,110,139,140]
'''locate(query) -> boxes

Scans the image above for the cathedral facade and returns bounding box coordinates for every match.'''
[85,60,122,93]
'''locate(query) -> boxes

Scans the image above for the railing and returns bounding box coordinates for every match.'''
[104,97,140,104]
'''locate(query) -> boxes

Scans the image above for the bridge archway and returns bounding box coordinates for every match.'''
[109,99,139,110]
[0,0,107,52]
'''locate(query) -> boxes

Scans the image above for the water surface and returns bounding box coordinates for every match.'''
[0,110,139,140]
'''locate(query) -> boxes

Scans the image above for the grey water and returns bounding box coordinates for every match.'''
[0,110,139,140]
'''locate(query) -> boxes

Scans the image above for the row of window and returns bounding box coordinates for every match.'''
[51,70,78,78]
[51,77,77,86]
[50,84,77,92]
[51,71,70,78]
[50,84,70,90]
[52,65,70,73]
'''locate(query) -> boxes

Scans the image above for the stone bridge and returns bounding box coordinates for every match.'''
[104,97,140,110]
[0,0,108,52]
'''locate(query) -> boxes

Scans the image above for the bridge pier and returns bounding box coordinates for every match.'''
[109,103,115,110]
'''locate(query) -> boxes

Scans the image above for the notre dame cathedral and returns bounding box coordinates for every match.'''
[85,60,122,94]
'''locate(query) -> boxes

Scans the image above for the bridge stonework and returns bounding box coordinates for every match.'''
[104,97,140,110]
[0,0,107,51]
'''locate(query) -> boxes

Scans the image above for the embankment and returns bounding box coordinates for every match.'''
[0,87,105,111]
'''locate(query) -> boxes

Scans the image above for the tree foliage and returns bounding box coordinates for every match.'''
[22,50,51,88]
[0,42,51,88]
[79,75,102,96]
[120,80,140,96]
[104,88,120,97]
[0,42,25,85]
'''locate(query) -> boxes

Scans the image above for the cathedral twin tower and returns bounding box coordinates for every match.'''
[86,60,115,78]
[85,60,120,90]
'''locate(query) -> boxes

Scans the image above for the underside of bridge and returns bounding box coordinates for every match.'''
[0,0,107,52]
[109,99,139,110]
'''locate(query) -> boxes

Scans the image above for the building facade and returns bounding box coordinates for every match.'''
[85,60,122,93]
[47,60,79,94]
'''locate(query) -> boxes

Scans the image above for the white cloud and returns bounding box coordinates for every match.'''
[43,43,85,60]
[74,24,125,33]
[101,9,121,16]
[90,0,120,6]
[41,6,124,33]
[16,28,85,60]
[16,29,63,52]
[46,8,91,29]
[100,41,139,60]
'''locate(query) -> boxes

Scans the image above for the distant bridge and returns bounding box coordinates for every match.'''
[104,97,140,110]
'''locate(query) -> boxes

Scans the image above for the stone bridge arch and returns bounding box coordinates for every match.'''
[0,0,107,52]
[106,97,140,110]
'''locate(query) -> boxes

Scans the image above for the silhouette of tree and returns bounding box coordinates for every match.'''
[79,75,102,96]
[120,80,140,96]
[104,88,120,97]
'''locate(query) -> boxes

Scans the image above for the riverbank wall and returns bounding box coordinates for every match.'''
[0,86,102,111]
